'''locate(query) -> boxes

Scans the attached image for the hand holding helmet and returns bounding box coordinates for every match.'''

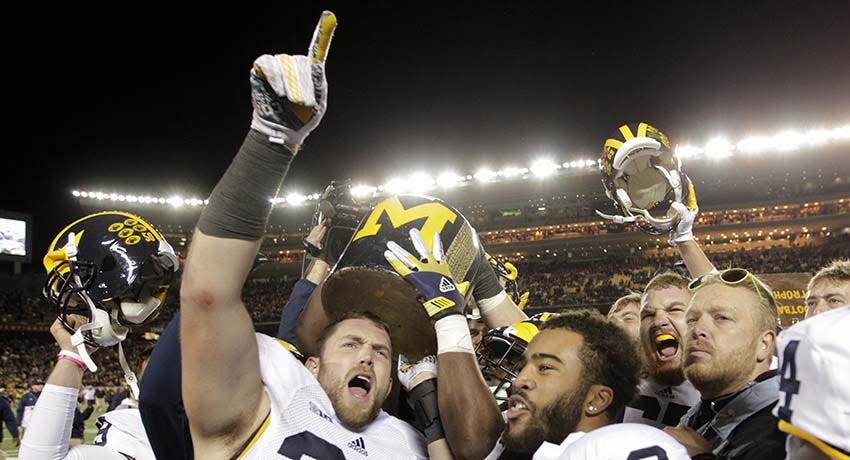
[384,229,470,321]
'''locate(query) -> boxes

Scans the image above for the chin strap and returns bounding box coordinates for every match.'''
[66,232,99,372]
[118,341,140,399]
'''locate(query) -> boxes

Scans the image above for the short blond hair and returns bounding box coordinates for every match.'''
[698,270,778,333]
[807,259,850,292]
[607,292,642,319]
[642,272,690,304]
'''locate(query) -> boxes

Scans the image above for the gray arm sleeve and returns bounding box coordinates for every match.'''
[197,129,295,240]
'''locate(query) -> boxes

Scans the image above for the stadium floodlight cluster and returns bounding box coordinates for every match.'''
[674,125,850,160]
[70,123,850,208]
[70,191,210,207]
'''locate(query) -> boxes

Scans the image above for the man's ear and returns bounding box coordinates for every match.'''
[305,356,320,377]
[583,384,614,417]
[756,329,776,363]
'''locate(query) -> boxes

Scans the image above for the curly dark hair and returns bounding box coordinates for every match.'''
[541,310,641,419]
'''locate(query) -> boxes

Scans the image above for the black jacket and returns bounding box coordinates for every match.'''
[684,371,786,460]
[0,397,19,441]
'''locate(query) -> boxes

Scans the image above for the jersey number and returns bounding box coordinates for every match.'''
[630,395,690,426]
[627,446,669,460]
[777,339,801,422]
[278,431,346,460]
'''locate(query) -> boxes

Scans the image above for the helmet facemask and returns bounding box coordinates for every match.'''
[597,123,691,235]
[476,331,527,402]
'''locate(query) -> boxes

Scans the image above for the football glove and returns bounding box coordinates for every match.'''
[250,11,337,148]
[397,353,438,391]
[669,180,699,245]
[384,229,469,321]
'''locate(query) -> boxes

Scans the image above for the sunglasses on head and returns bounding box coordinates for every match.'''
[688,268,766,301]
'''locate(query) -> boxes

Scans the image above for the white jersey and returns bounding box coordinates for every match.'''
[773,306,850,458]
[623,377,700,428]
[91,407,155,460]
[20,384,153,460]
[237,333,428,459]
[533,424,690,460]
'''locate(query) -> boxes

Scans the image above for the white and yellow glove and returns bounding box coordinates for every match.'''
[669,181,700,246]
[397,354,438,391]
[251,11,337,149]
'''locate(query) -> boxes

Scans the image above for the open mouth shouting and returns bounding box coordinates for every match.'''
[347,374,372,401]
[654,333,680,363]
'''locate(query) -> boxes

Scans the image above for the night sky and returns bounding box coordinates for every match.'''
[6,1,850,262]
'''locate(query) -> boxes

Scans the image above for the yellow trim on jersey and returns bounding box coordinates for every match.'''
[637,122,649,137]
[234,411,271,460]
[778,420,850,460]
[619,125,635,141]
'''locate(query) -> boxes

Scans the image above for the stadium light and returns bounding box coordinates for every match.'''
[773,130,804,151]
[675,144,704,159]
[408,172,435,194]
[351,184,377,198]
[474,168,497,182]
[736,135,772,154]
[531,159,557,178]
[286,193,308,205]
[67,120,850,207]
[704,137,734,160]
[834,125,850,140]
[167,195,184,208]
[384,177,409,194]
[436,171,463,189]
[804,128,831,146]
[499,166,528,178]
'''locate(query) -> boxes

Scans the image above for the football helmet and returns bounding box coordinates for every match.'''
[596,122,694,235]
[476,313,554,402]
[486,253,530,310]
[43,211,179,396]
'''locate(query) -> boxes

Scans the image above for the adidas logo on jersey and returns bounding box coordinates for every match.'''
[348,437,368,456]
[439,276,455,293]
[309,401,333,424]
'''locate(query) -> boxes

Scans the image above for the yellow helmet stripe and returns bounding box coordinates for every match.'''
[619,125,635,141]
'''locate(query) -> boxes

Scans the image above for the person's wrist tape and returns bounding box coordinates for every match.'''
[434,315,474,355]
[57,350,86,371]
[197,129,294,240]
[408,379,445,444]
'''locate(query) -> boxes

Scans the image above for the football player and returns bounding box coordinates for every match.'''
[179,12,446,459]
[804,259,850,319]
[385,232,647,460]
[606,292,641,343]
[20,211,177,460]
[773,306,849,460]
[626,272,700,428]
[534,423,689,460]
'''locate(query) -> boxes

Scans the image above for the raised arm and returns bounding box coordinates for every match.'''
[474,250,527,328]
[386,231,504,460]
[669,185,716,279]
[180,12,336,457]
